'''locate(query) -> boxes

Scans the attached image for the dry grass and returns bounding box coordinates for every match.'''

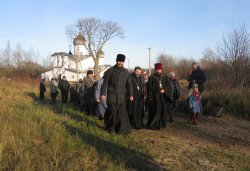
[135,112,250,170]
[0,78,250,170]
[0,78,163,171]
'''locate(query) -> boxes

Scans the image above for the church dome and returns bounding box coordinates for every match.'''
[73,32,86,45]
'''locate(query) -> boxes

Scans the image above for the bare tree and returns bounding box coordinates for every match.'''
[66,17,125,75]
[3,41,12,66]
[217,24,250,87]
[24,47,40,62]
[0,41,45,79]
[176,58,194,80]
[43,53,53,69]
[156,53,176,74]
[12,43,24,69]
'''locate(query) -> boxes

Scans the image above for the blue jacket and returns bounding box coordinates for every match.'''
[188,92,202,113]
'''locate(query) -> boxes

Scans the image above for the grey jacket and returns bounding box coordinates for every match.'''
[50,81,58,93]
[79,77,94,97]
[95,78,104,101]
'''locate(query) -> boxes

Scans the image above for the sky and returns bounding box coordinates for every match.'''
[0,0,250,68]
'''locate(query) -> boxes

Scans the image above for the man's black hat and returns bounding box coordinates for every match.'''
[87,70,93,75]
[116,54,126,62]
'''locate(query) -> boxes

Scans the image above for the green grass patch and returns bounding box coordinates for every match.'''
[0,81,165,170]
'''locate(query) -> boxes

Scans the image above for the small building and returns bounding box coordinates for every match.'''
[41,33,110,82]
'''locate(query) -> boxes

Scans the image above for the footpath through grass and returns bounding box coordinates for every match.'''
[0,79,250,170]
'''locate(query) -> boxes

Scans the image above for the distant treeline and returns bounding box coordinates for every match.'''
[0,42,52,79]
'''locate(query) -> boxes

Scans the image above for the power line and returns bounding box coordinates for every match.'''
[104,48,148,53]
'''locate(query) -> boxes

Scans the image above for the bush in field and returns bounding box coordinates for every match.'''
[202,91,250,119]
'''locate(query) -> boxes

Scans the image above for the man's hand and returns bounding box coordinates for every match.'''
[160,89,165,94]
[101,95,106,101]
[130,96,134,101]
[189,104,192,108]
[96,99,100,103]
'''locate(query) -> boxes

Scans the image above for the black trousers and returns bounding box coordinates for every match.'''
[84,95,96,115]
[40,91,45,100]
[51,92,57,102]
[61,90,68,103]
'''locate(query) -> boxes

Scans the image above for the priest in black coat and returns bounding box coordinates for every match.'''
[147,63,173,130]
[101,54,133,134]
[127,66,145,129]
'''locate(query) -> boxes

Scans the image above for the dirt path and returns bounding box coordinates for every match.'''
[133,112,250,170]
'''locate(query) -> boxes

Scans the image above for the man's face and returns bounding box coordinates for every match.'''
[116,61,124,68]
[63,77,66,81]
[192,64,198,70]
[94,76,100,81]
[156,69,162,74]
[87,74,93,79]
[134,69,142,77]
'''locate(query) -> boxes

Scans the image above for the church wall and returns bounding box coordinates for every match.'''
[63,71,77,82]
[99,57,104,65]
[74,45,87,55]
[41,70,53,81]
[68,59,77,69]
[79,57,95,71]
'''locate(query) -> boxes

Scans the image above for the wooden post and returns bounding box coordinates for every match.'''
[148,47,151,76]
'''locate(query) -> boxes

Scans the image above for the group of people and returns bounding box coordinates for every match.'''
[39,54,206,134]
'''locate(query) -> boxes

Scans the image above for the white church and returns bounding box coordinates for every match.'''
[42,33,110,82]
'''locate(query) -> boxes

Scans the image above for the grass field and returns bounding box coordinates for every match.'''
[0,78,250,171]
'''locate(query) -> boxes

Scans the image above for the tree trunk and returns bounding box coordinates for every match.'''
[94,57,99,76]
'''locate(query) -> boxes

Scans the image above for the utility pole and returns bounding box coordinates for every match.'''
[148,47,151,76]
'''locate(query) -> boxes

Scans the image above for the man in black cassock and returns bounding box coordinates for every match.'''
[147,63,173,130]
[101,54,134,134]
[127,66,145,129]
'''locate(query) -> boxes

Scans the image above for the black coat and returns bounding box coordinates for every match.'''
[58,80,70,92]
[148,73,173,102]
[101,65,133,134]
[127,74,145,128]
[40,82,46,92]
[188,67,206,92]
[101,65,133,104]
[147,73,173,129]
[129,73,145,100]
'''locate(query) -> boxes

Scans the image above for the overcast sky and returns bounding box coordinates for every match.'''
[0,0,250,68]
